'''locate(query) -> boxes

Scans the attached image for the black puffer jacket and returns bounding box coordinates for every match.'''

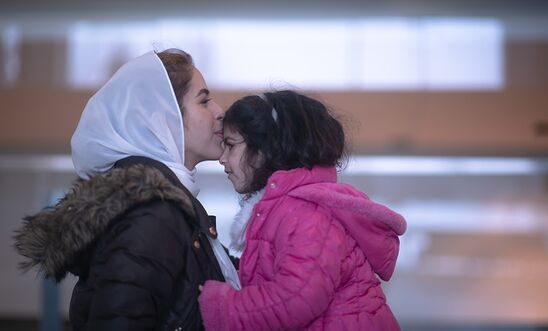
[14,156,225,331]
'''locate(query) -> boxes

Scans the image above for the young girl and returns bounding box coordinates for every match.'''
[199,90,406,331]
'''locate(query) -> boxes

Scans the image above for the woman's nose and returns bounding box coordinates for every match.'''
[212,101,225,120]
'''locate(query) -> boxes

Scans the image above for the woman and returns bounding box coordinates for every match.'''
[14,49,239,331]
[199,90,406,330]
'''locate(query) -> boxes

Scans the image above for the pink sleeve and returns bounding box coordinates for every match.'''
[199,208,344,331]
[199,280,232,331]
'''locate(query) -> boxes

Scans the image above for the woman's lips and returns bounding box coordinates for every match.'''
[214,130,224,139]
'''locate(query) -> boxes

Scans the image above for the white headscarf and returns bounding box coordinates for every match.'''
[71,51,199,196]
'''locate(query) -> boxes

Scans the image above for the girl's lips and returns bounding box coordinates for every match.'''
[214,131,224,139]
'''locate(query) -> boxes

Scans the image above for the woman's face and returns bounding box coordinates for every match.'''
[182,68,225,168]
[219,126,254,194]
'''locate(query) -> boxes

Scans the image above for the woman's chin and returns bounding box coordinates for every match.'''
[196,148,223,162]
[211,147,224,160]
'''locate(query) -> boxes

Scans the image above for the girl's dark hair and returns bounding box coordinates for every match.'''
[224,90,347,193]
[156,48,194,112]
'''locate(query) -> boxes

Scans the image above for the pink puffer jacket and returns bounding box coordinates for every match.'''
[199,166,406,331]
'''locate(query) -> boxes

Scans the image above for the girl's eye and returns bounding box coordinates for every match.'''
[201,98,211,105]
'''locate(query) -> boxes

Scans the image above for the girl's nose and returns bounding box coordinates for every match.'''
[219,149,228,165]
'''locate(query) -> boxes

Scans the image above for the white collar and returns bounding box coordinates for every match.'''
[230,189,266,252]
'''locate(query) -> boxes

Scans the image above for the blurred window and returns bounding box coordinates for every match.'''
[63,18,504,90]
[1,25,20,86]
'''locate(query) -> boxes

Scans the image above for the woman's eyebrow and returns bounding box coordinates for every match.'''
[195,88,210,98]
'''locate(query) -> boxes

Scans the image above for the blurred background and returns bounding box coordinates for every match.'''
[1,0,548,330]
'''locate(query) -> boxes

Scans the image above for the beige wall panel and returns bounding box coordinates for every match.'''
[0,89,91,151]
[1,89,547,155]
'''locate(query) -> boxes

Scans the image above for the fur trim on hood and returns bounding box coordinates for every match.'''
[13,164,194,281]
[229,189,265,253]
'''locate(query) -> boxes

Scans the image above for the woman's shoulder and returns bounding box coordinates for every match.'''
[95,200,193,260]
[70,164,197,238]
[120,198,189,228]
[120,200,208,251]
[13,164,196,281]
[106,164,195,215]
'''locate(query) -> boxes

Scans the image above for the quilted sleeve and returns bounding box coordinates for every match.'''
[199,207,345,331]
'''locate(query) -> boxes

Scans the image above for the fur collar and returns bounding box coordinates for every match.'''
[13,164,194,281]
[230,189,265,252]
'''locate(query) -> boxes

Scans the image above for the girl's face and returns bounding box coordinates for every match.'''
[182,68,225,168]
[219,126,254,194]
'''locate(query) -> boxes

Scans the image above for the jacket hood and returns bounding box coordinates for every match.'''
[287,169,406,281]
[13,164,195,281]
